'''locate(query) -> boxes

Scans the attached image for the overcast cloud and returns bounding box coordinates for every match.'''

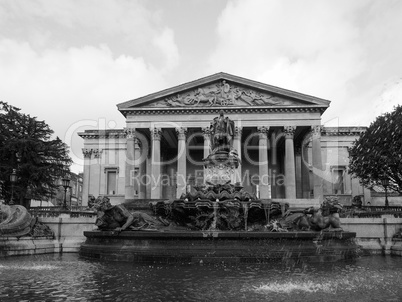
[1,0,401,172]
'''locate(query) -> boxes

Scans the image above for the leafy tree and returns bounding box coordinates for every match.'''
[348,105,402,194]
[0,101,72,207]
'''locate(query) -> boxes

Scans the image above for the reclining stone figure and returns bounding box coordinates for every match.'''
[273,198,343,232]
[92,196,169,232]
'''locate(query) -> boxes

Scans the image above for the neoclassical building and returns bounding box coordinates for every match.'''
[79,73,370,206]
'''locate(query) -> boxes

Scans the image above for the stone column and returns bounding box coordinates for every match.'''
[133,138,145,198]
[124,128,136,202]
[284,126,296,199]
[176,127,187,198]
[270,132,278,198]
[202,127,211,183]
[311,125,324,201]
[146,153,152,199]
[91,149,102,197]
[150,127,162,199]
[233,126,242,184]
[295,145,303,198]
[139,146,147,199]
[257,126,270,199]
[301,141,311,198]
[81,149,92,206]
[202,127,211,159]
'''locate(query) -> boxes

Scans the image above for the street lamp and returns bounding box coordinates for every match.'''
[61,177,71,210]
[9,169,17,205]
[381,177,389,207]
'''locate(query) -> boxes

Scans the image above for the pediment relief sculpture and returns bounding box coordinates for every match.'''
[146,81,302,108]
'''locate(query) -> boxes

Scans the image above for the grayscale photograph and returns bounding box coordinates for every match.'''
[1,0,401,301]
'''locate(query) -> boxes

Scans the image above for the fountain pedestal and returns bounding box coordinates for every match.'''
[203,151,239,185]
[80,230,360,263]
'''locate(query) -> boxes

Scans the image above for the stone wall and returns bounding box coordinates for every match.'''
[0,212,96,257]
[2,213,402,257]
[0,237,56,257]
[340,216,402,255]
[40,213,96,253]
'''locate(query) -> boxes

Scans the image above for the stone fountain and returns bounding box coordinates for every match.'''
[80,111,360,264]
[0,204,55,257]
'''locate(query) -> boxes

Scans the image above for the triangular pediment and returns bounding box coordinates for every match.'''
[117,72,330,113]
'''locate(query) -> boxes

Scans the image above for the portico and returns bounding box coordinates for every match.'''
[79,73,329,206]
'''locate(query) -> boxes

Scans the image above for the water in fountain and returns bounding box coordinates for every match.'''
[1,254,402,301]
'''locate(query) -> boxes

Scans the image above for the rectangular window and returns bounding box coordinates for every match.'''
[107,171,117,195]
[332,168,345,194]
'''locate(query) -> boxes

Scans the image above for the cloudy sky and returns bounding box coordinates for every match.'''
[1,0,401,173]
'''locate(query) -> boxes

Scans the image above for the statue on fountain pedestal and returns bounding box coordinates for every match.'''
[210,110,235,153]
[204,111,240,185]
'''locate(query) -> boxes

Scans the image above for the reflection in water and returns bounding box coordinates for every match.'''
[0,254,401,301]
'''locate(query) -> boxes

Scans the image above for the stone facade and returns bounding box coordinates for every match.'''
[78,73,372,206]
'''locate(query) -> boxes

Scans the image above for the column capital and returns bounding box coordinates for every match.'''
[82,148,92,158]
[257,126,269,139]
[150,127,162,141]
[92,149,102,158]
[124,127,136,139]
[176,127,188,141]
[311,125,323,138]
[234,126,243,139]
[284,126,296,139]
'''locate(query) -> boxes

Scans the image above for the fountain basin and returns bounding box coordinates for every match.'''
[80,230,359,263]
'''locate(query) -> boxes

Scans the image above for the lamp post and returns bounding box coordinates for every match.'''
[9,169,17,205]
[69,186,72,209]
[61,177,71,210]
[381,178,389,207]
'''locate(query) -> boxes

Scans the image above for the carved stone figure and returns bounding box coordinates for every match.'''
[194,88,217,106]
[155,81,299,108]
[92,196,169,231]
[210,110,235,153]
[233,88,278,105]
[0,204,32,236]
[276,198,343,232]
[203,111,240,184]
[303,207,341,231]
[165,96,182,107]
[0,204,54,237]
[351,195,363,208]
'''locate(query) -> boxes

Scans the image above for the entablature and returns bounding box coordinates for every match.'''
[119,105,327,117]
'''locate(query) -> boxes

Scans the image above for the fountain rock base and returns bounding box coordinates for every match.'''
[80,230,360,263]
